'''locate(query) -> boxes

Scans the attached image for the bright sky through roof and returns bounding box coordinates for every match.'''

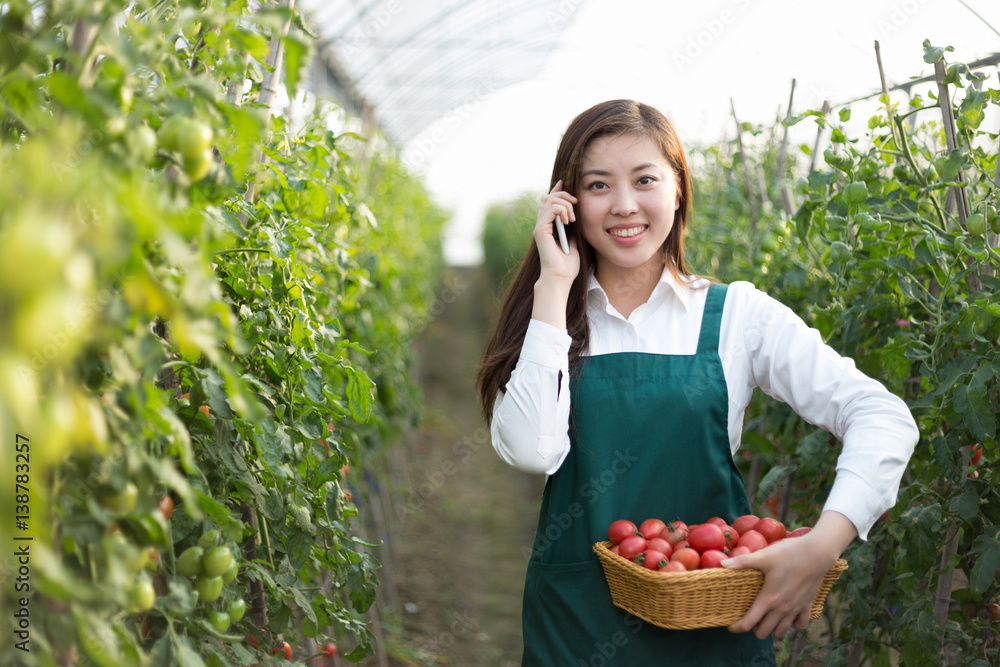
[400,0,1000,265]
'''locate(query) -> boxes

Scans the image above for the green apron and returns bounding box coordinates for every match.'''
[521,284,775,666]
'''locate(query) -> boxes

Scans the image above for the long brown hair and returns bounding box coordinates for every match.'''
[476,100,695,422]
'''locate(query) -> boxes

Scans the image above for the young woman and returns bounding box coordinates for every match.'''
[476,100,918,665]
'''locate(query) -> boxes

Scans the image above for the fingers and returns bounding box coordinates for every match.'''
[544,179,577,224]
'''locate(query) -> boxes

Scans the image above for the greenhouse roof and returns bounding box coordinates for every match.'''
[299,0,583,145]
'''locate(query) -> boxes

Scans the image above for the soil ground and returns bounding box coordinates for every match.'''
[377,265,544,666]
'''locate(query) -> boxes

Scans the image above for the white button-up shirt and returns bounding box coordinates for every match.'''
[490,269,919,540]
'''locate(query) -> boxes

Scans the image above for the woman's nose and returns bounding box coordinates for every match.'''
[610,189,638,216]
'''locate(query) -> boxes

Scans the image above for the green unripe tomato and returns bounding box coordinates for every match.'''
[129,124,158,165]
[207,610,231,634]
[182,21,202,41]
[222,558,238,584]
[158,116,186,152]
[967,213,986,236]
[99,482,138,514]
[892,161,910,182]
[129,578,156,612]
[987,205,1000,234]
[197,530,220,550]
[760,235,779,253]
[176,546,205,577]
[842,181,869,207]
[194,574,223,603]
[924,163,939,183]
[183,149,213,181]
[228,598,246,623]
[177,120,213,161]
[202,546,233,578]
[830,241,852,263]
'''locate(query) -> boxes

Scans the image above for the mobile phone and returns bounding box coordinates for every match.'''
[555,214,570,255]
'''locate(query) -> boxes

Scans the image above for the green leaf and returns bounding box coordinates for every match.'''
[197,491,245,542]
[950,485,980,519]
[286,527,314,571]
[922,41,953,64]
[755,465,790,505]
[839,108,851,122]
[968,531,1000,594]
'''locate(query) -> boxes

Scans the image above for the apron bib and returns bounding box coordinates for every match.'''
[521,284,775,666]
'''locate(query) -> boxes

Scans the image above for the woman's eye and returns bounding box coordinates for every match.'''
[637,176,656,186]
[587,181,608,190]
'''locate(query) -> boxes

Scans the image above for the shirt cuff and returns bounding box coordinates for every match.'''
[822,469,885,541]
[522,319,572,369]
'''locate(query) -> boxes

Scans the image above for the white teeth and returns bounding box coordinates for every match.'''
[609,226,645,238]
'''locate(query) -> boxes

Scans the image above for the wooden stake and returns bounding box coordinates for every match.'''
[775,79,797,216]
[808,101,830,174]
[242,0,297,213]
[934,59,971,225]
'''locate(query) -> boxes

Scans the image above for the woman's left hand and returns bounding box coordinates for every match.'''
[724,511,857,639]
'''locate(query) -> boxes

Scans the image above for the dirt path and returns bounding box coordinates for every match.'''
[381,266,544,666]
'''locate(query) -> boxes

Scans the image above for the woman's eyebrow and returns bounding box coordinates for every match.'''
[581,163,660,178]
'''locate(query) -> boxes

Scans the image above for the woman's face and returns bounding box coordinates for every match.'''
[576,133,681,280]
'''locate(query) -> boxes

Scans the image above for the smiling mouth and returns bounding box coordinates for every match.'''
[608,225,647,238]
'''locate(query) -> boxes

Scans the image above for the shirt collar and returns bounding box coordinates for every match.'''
[586,265,693,312]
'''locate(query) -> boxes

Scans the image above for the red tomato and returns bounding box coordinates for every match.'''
[765,494,780,515]
[988,603,1000,622]
[321,643,338,658]
[611,545,620,556]
[971,443,983,466]
[754,518,787,543]
[608,520,639,545]
[705,516,727,528]
[721,525,739,550]
[700,549,728,569]
[729,545,751,557]
[737,530,768,552]
[157,495,175,520]
[732,514,760,536]
[687,523,726,553]
[670,547,701,571]
[645,537,673,559]
[273,641,292,660]
[788,526,812,538]
[659,521,689,547]
[660,560,687,572]
[638,549,670,570]
[674,540,690,551]
[618,535,647,561]
[639,518,667,539]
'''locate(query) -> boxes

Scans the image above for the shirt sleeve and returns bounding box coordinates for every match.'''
[490,318,573,475]
[738,283,919,540]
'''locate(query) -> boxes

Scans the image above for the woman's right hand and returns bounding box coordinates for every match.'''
[531,180,580,330]
[534,180,580,287]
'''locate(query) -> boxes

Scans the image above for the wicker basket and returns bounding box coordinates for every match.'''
[593,541,848,630]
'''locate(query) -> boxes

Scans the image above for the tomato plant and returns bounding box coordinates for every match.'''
[0,0,447,663]
[684,40,1000,665]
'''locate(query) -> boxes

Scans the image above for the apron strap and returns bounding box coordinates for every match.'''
[696,283,727,354]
